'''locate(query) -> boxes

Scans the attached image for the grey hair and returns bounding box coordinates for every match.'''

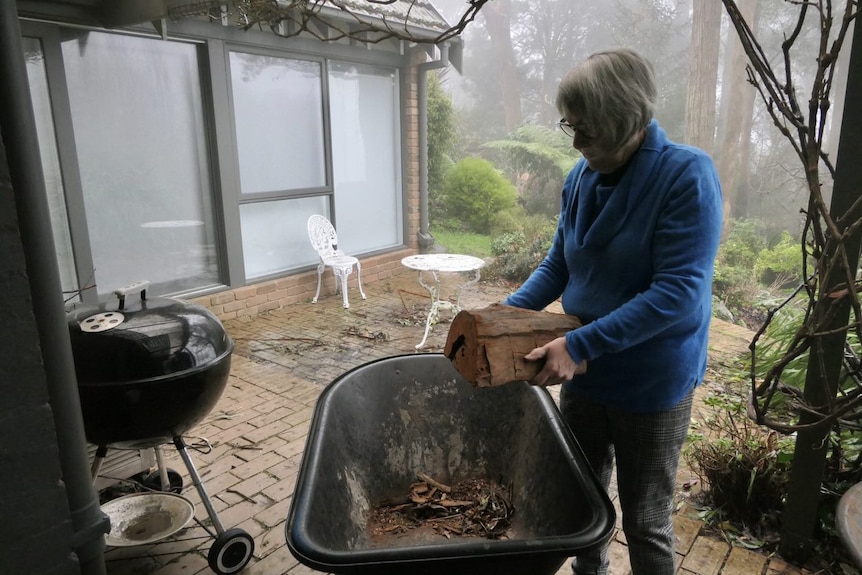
[555,48,657,151]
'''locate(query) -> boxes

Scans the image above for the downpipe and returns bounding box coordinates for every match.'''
[0,4,109,574]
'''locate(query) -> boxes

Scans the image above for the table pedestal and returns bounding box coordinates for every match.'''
[401,254,485,349]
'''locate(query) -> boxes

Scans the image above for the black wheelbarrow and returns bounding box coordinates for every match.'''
[285,354,615,575]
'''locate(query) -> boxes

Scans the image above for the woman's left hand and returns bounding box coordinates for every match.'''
[525,336,587,387]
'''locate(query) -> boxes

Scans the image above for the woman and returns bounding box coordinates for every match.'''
[504,48,723,574]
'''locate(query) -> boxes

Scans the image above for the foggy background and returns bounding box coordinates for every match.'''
[429,0,851,241]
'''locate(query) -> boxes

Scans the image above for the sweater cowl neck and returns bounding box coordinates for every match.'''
[572,119,666,249]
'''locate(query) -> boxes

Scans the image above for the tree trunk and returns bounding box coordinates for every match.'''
[779,14,862,559]
[483,0,522,132]
[444,303,582,387]
[823,18,854,167]
[716,0,759,237]
[685,0,722,153]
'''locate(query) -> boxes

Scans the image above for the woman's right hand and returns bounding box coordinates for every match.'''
[525,337,587,387]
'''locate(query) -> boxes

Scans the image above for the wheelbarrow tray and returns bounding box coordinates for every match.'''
[285,354,615,575]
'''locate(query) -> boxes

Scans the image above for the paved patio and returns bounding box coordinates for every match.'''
[98,270,813,575]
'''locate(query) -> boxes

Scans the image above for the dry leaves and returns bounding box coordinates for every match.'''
[369,474,515,540]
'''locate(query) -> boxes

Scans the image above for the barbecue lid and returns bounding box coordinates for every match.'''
[67,281,233,384]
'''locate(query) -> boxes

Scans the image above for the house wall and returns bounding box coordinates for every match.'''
[190,45,430,321]
[406,46,425,251]
[17,11,433,317]
[192,249,413,320]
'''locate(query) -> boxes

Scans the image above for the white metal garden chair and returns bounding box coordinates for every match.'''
[307,214,366,309]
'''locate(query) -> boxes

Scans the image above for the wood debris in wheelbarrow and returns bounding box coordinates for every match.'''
[368,473,514,540]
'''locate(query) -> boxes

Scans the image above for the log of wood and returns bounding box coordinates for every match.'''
[444,303,583,387]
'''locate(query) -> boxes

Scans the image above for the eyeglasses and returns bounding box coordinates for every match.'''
[557,118,594,141]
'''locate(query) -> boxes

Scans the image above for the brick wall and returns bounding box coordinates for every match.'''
[404,46,425,250]
[192,249,414,322]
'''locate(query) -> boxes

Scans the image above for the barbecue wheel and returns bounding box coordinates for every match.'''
[208,528,254,574]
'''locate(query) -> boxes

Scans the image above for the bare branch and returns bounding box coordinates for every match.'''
[723,0,862,435]
[223,0,489,44]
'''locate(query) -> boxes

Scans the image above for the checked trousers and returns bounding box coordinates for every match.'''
[559,386,694,575]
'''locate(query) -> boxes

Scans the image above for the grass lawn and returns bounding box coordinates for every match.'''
[430,227,492,258]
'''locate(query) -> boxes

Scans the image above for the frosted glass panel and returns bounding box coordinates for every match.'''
[329,62,402,252]
[62,31,219,297]
[230,52,326,193]
[24,37,79,300]
[240,196,329,279]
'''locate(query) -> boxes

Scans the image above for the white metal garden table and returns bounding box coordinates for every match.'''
[401,253,485,349]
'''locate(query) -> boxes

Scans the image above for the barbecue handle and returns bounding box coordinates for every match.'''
[113,280,151,310]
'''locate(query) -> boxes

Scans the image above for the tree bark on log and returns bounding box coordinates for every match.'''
[444,303,583,387]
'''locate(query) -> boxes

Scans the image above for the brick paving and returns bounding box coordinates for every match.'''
[99,270,813,575]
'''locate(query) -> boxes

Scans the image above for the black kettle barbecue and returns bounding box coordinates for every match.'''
[67,281,254,575]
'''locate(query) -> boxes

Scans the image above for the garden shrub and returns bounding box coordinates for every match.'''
[482,124,578,219]
[750,296,862,480]
[721,218,769,269]
[755,230,803,287]
[427,72,456,197]
[750,298,807,416]
[427,72,457,226]
[684,393,793,532]
[441,157,518,234]
[713,218,777,325]
[488,207,524,237]
[491,231,526,258]
[487,217,557,282]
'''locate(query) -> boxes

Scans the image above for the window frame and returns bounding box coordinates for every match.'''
[19,16,413,299]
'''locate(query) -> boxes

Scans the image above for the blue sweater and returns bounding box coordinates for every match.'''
[504,120,723,412]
